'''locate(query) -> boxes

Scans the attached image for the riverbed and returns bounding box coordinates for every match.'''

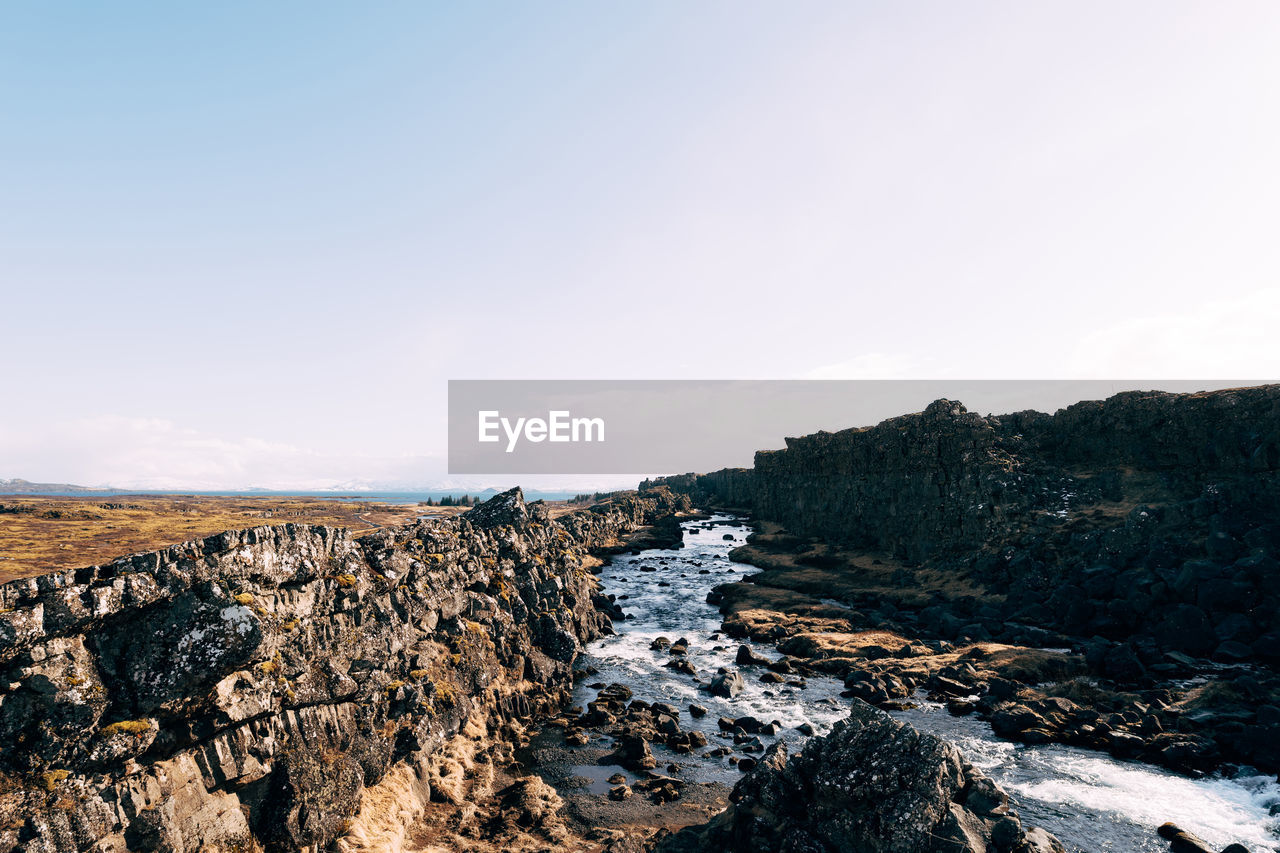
[573,515,1280,852]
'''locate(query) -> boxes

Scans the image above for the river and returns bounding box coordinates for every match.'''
[573,515,1280,852]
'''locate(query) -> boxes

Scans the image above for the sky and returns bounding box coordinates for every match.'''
[2,2,1279,491]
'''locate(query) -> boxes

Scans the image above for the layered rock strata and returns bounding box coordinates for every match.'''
[645,387,1280,666]
[0,487,686,852]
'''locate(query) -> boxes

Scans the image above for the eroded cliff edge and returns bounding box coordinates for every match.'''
[0,487,687,853]
[645,386,1280,664]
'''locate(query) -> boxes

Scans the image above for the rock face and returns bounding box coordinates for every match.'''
[648,388,1280,562]
[0,487,686,853]
[659,700,1063,853]
[645,387,1280,666]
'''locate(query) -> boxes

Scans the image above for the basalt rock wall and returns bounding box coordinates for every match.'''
[0,487,686,853]
[647,387,1280,667]
[639,469,754,511]
[648,386,1280,563]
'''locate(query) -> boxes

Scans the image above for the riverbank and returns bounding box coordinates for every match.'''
[2,488,1273,851]
[518,515,1277,853]
[716,521,1280,779]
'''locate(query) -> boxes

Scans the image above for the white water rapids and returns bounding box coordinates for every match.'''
[572,516,1280,852]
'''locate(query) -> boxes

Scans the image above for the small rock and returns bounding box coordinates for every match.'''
[708,668,745,698]
[1156,822,1216,853]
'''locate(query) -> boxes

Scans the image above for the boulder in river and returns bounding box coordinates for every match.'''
[665,659,697,676]
[1157,822,1251,853]
[708,668,745,698]
[601,734,657,771]
[657,700,1065,853]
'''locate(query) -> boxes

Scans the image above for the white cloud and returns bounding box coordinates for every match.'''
[806,352,935,380]
[0,415,641,493]
[1067,288,1280,379]
[0,416,447,491]
[804,288,1280,382]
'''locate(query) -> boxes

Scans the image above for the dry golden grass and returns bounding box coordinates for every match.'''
[0,495,430,583]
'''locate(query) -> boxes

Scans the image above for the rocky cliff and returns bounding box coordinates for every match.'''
[646,386,1280,665]
[0,487,686,853]
[649,387,1280,563]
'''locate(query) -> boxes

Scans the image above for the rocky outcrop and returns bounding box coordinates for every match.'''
[639,470,753,511]
[650,387,1280,561]
[657,700,1063,853]
[0,487,686,853]
[647,387,1280,667]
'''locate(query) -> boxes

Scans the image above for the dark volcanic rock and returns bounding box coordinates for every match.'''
[601,733,657,771]
[462,486,538,528]
[708,667,745,698]
[1155,822,1231,853]
[649,386,1280,564]
[261,746,366,851]
[735,644,772,666]
[648,386,1280,765]
[659,700,1063,853]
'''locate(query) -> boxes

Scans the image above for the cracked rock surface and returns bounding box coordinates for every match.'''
[0,487,687,852]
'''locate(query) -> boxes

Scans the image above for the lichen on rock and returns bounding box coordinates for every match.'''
[0,486,688,852]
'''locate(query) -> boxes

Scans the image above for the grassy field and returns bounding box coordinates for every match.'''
[0,495,456,583]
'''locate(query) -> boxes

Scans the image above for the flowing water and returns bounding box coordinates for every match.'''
[574,515,1280,852]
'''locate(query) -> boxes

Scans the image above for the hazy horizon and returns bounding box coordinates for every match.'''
[5,379,1274,493]
[5,3,1280,490]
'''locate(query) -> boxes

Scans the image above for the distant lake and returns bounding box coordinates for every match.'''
[0,489,589,503]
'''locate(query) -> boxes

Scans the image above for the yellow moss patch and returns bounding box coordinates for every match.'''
[40,770,69,791]
[430,679,457,706]
[101,719,152,736]
[336,573,358,588]
[233,592,255,605]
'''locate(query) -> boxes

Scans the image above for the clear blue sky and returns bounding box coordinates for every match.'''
[3,2,1279,489]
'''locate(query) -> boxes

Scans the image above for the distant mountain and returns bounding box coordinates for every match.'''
[0,478,124,495]
[0,478,620,500]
